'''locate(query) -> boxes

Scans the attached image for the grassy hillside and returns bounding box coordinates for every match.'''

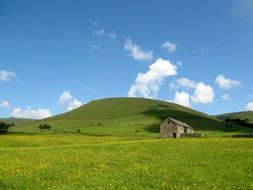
[0,118,35,125]
[216,111,253,123]
[10,98,253,136]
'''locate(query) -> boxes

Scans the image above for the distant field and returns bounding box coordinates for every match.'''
[0,134,252,189]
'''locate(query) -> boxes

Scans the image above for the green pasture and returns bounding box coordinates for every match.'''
[0,134,252,190]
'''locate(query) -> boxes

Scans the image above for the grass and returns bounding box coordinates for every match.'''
[0,134,252,189]
[3,98,252,189]
[9,97,253,137]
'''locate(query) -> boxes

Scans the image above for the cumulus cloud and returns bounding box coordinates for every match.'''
[11,107,52,119]
[58,90,83,111]
[171,77,215,104]
[58,91,73,105]
[175,78,197,89]
[162,41,176,53]
[0,70,16,82]
[128,58,177,98]
[173,91,191,107]
[0,100,10,108]
[215,74,240,89]
[246,102,253,111]
[67,99,83,111]
[221,94,230,101]
[124,38,153,61]
[191,82,215,104]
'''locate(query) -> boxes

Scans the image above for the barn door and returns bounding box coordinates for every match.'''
[173,133,177,138]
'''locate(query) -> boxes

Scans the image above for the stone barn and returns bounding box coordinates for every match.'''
[160,117,193,138]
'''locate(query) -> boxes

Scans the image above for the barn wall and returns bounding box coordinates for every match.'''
[187,128,194,133]
[160,120,167,138]
[160,119,193,138]
[177,126,184,137]
[160,120,177,138]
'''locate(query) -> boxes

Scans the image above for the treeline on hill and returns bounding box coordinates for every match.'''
[225,118,253,129]
[0,122,14,134]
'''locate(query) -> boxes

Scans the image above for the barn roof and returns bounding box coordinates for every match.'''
[167,117,192,128]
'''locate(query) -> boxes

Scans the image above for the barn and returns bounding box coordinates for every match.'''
[160,117,193,138]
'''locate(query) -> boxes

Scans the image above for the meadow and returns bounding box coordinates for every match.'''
[0,134,252,190]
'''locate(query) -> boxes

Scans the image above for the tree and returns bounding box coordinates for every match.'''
[225,118,253,129]
[224,123,231,132]
[39,124,51,131]
[0,122,12,134]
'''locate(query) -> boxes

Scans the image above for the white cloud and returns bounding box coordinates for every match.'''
[173,91,191,107]
[215,74,240,89]
[0,70,16,82]
[221,94,230,101]
[162,41,176,53]
[124,38,153,61]
[67,99,83,111]
[91,22,117,52]
[171,77,215,104]
[192,47,208,55]
[175,78,197,89]
[11,107,52,119]
[92,22,117,39]
[58,91,73,105]
[58,90,83,111]
[246,102,253,111]
[128,58,177,98]
[170,78,195,90]
[191,82,215,104]
[0,100,10,108]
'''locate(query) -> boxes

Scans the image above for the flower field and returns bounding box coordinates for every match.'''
[0,134,252,189]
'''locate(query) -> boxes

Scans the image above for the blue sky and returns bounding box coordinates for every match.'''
[1,0,253,118]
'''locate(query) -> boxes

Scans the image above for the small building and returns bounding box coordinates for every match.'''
[160,117,193,138]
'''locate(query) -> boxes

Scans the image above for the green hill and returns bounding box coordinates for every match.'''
[0,117,35,125]
[10,97,253,136]
[216,111,253,123]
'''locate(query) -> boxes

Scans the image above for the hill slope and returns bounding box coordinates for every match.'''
[10,98,253,136]
[216,111,253,123]
[0,118,35,125]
